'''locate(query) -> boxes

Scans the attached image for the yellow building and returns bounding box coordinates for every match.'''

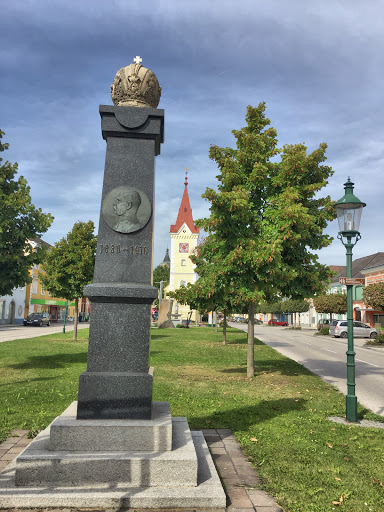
[167,174,199,322]
[25,239,77,322]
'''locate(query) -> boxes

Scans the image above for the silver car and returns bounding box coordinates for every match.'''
[329,320,378,339]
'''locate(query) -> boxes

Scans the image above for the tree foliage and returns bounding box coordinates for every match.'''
[284,299,310,314]
[152,264,170,291]
[313,293,347,318]
[195,103,335,375]
[170,254,235,343]
[40,221,97,340]
[363,283,384,312]
[0,131,53,295]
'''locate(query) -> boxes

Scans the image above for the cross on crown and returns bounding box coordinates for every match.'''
[133,56,143,65]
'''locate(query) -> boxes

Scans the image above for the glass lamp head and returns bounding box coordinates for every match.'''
[334,178,366,236]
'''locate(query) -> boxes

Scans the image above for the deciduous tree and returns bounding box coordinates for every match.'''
[313,293,347,321]
[197,103,335,376]
[0,131,53,295]
[40,221,97,340]
[152,263,170,295]
[363,283,384,312]
[171,253,234,343]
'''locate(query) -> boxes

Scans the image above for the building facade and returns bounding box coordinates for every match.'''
[311,253,384,329]
[360,263,384,328]
[167,175,199,322]
[0,286,27,325]
[0,238,91,324]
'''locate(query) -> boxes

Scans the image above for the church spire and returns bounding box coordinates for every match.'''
[170,169,199,234]
[161,248,170,266]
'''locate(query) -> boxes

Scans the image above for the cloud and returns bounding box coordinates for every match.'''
[1,0,383,269]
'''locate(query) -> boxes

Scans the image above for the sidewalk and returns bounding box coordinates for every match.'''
[0,428,283,512]
[0,322,90,343]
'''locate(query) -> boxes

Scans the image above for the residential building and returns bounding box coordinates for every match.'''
[0,238,84,324]
[310,253,384,328]
[0,286,27,325]
[360,261,384,328]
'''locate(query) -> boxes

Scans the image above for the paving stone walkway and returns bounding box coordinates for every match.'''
[0,428,283,512]
[203,429,283,512]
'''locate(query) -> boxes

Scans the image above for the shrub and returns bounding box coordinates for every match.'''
[315,327,329,336]
[366,333,384,345]
[176,323,184,328]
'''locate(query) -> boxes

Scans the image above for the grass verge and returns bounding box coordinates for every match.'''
[1,326,384,511]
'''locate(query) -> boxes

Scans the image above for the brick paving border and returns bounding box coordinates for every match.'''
[0,429,29,473]
[0,428,284,511]
[203,429,283,512]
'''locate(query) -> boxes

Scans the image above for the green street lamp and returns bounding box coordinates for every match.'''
[334,177,366,423]
[62,300,68,334]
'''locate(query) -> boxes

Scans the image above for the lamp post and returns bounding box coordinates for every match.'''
[62,300,68,334]
[334,177,366,422]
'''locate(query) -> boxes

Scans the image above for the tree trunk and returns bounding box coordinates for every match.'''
[247,302,255,377]
[215,309,218,333]
[73,298,79,341]
[223,309,227,345]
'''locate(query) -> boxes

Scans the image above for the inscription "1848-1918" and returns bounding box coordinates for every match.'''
[99,244,148,255]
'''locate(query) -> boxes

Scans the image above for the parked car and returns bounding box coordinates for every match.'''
[329,320,378,339]
[317,318,331,331]
[268,319,289,326]
[23,313,51,326]
[232,316,245,323]
[245,318,263,324]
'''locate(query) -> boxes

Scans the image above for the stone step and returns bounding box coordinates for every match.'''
[49,401,172,452]
[0,432,226,511]
[15,417,197,487]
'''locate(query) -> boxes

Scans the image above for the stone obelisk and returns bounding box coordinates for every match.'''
[77,56,164,419]
[1,59,226,511]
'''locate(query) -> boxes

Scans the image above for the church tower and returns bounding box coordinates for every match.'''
[168,172,199,321]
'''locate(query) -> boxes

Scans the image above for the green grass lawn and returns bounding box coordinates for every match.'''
[1,326,384,511]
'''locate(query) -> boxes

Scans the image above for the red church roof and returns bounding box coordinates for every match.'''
[170,175,199,234]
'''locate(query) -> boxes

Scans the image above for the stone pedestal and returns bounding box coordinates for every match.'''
[0,401,225,510]
[15,402,198,488]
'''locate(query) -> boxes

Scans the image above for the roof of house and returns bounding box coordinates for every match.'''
[29,237,51,249]
[170,175,199,234]
[330,252,384,281]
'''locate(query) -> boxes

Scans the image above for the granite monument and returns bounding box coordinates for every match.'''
[0,57,226,512]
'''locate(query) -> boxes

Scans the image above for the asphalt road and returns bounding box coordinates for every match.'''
[231,322,384,416]
[0,322,90,343]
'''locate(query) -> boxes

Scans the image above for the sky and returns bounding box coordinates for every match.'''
[1,0,383,269]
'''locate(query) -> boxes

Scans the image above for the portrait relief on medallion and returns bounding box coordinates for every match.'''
[101,186,152,234]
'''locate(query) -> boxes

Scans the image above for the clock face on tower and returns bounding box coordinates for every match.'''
[179,243,189,253]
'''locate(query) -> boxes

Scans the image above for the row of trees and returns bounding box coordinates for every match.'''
[256,299,309,327]
[173,102,336,376]
[0,131,97,340]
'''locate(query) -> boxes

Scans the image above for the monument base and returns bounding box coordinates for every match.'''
[0,402,226,511]
[77,368,154,419]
